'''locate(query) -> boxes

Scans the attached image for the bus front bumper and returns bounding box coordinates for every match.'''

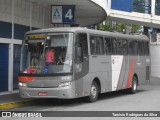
[19,85,76,99]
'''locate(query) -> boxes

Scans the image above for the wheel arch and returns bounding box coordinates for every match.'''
[133,73,139,86]
[92,77,101,93]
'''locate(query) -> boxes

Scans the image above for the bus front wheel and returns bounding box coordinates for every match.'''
[86,81,99,103]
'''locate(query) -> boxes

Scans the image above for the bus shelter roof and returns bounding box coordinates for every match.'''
[33,0,107,26]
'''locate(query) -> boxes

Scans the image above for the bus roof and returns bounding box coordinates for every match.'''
[26,27,149,41]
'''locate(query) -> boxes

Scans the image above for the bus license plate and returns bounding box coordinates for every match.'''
[38,92,47,96]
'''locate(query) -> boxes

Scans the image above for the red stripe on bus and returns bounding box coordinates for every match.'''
[116,56,124,90]
[126,57,134,88]
[18,76,33,82]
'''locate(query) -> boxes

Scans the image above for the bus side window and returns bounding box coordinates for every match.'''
[76,33,88,60]
[117,39,127,55]
[128,40,137,55]
[90,36,104,55]
[144,42,150,56]
[90,36,96,55]
[104,37,112,55]
[138,41,145,56]
[111,38,117,55]
[97,36,104,55]
[75,43,83,62]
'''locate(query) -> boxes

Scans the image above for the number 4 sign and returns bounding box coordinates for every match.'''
[51,5,75,24]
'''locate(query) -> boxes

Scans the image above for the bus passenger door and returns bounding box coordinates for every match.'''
[74,33,89,97]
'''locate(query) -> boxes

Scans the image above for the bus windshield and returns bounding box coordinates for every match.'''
[20,33,73,74]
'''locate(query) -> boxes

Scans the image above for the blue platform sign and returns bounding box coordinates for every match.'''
[51,5,75,24]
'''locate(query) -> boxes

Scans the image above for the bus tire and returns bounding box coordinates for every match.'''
[86,81,99,103]
[128,76,138,94]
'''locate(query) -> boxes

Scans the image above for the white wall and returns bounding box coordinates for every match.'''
[150,44,160,78]
[0,0,12,23]
[91,0,109,14]
[0,38,22,94]
[0,0,52,94]
[0,0,51,29]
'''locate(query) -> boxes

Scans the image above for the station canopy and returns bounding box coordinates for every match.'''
[33,0,107,26]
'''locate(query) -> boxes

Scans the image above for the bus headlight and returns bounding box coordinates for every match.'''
[19,82,27,87]
[59,81,71,87]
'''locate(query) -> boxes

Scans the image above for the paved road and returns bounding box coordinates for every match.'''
[2,77,160,120]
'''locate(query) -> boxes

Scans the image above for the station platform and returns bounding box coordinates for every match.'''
[0,92,34,110]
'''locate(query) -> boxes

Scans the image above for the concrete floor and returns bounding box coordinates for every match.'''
[1,77,160,120]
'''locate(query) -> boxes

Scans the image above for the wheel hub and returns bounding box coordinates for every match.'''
[91,85,97,98]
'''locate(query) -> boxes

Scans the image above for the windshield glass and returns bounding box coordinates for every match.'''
[20,33,73,74]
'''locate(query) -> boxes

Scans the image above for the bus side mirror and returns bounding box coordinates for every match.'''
[75,43,83,62]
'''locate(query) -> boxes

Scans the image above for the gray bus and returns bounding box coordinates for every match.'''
[18,27,150,102]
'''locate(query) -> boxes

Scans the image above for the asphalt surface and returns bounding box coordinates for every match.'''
[1,77,160,120]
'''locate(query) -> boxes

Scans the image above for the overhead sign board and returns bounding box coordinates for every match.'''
[51,5,75,24]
